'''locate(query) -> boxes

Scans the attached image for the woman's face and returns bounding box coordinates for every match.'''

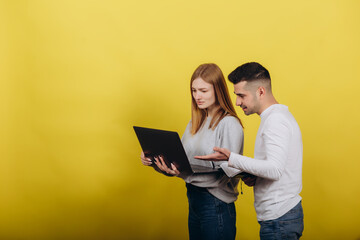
[191,77,216,111]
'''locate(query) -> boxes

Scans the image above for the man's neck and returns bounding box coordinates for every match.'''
[257,97,278,115]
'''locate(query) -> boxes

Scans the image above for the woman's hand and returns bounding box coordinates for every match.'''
[154,155,180,176]
[140,151,152,166]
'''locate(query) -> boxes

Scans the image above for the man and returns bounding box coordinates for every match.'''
[195,62,304,240]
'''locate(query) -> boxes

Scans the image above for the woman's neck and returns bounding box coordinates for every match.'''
[206,105,220,117]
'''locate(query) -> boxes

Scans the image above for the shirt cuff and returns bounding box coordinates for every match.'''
[220,162,243,177]
[228,152,243,169]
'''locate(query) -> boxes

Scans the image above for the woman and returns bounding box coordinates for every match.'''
[141,63,244,240]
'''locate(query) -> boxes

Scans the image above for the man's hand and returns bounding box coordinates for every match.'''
[194,147,231,161]
[242,175,257,187]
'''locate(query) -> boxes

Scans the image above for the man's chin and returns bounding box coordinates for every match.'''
[243,110,252,116]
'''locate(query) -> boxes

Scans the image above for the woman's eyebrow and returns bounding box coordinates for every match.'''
[192,87,208,90]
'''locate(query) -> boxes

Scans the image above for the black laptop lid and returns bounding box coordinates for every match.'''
[133,126,193,174]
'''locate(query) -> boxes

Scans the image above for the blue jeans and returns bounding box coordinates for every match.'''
[186,183,236,240]
[258,201,304,240]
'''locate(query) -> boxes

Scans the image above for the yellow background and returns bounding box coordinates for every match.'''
[1,0,359,239]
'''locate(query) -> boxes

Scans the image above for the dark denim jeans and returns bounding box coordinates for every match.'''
[186,183,236,240]
[258,201,304,240]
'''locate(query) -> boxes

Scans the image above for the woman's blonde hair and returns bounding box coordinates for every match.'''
[190,63,243,135]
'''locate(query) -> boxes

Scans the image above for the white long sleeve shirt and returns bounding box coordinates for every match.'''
[228,104,303,221]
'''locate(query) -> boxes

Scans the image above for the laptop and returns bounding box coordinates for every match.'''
[133,126,218,174]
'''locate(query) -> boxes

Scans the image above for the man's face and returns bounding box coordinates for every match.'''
[233,81,260,115]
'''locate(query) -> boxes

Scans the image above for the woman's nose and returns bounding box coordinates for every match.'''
[194,92,201,99]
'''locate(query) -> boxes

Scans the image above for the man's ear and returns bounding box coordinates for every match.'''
[257,86,266,98]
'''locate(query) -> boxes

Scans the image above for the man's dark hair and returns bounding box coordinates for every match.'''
[228,62,271,84]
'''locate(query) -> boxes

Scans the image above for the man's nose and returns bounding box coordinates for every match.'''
[236,98,242,106]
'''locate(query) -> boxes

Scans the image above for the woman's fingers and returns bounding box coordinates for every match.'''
[154,157,164,170]
[171,163,180,176]
[153,156,179,176]
[140,152,152,166]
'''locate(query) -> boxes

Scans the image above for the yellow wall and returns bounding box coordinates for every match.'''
[1,0,359,239]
